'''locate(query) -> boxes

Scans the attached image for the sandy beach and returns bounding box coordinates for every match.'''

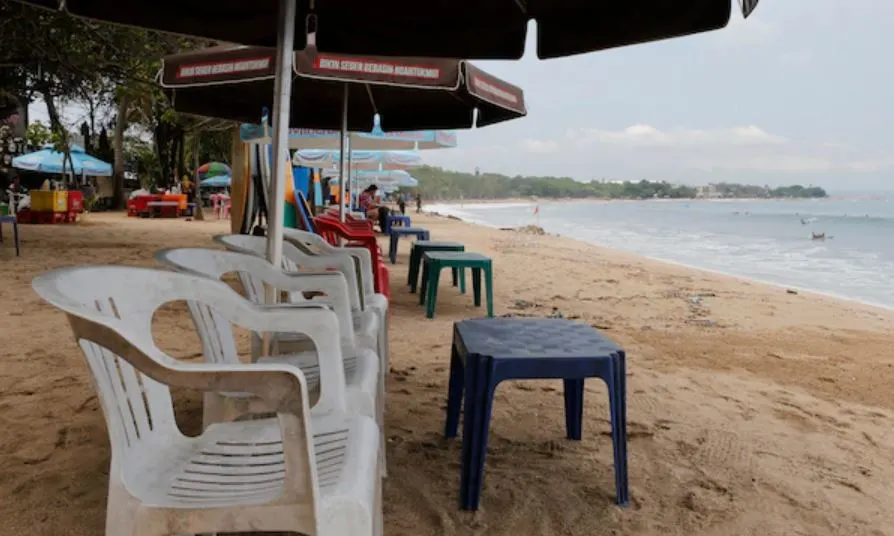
[1,210,893,536]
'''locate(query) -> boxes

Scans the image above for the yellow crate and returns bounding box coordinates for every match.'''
[31,191,69,212]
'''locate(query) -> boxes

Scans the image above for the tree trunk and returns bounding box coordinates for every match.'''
[42,90,74,185]
[176,128,186,180]
[193,134,205,221]
[112,94,130,209]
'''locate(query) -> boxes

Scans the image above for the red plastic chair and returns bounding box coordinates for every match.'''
[320,211,374,232]
[313,216,390,298]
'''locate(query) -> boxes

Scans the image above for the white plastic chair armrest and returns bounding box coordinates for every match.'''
[283,252,362,311]
[257,271,356,347]
[67,312,326,416]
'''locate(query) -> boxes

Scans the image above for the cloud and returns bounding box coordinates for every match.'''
[522,139,559,153]
[431,123,894,179]
[569,124,788,148]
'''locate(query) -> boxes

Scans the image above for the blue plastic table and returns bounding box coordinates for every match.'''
[445,317,628,510]
[385,214,412,234]
[388,227,430,264]
[0,215,20,257]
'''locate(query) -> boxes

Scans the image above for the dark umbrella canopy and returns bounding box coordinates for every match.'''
[161,45,527,131]
[19,0,759,60]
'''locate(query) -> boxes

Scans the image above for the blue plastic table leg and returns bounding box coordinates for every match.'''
[563,379,585,440]
[389,234,399,264]
[603,370,628,506]
[465,365,498,511]
[472,267,482,307]
[459,353,483,509]
[444,346,464,438]
[616,353,629,505]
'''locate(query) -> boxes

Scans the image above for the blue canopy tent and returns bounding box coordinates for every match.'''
[12,144,112,177]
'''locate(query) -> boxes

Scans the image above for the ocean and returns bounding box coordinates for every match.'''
[427,197,894,310]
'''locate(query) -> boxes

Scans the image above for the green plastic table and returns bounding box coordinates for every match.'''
[408,240,466,293]
[419,251,494,319]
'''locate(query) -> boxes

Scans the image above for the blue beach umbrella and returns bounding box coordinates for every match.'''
[293,150,423,170]
[200,175,232,188]
[12,144,112,176]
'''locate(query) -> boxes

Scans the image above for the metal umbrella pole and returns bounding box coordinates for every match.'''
[346,133,354,216]
[265,0,296,269]
[338,84,349,222]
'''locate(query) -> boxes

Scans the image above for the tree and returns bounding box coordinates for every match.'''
[24,120,52,148]
[1,0,212,206]
[410,166,827,200]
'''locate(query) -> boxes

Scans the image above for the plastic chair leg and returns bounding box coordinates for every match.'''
[563,379,585,440]
[472,267,482,307]
[444,346,464,438]
[451,267,459,287]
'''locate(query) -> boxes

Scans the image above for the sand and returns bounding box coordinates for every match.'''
[1,211,893,536]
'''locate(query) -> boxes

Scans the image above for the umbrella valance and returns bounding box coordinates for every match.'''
[161,45,527,131]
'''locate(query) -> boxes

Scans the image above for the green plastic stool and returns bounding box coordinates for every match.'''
[419,251,494,319]
[408,240,466,293]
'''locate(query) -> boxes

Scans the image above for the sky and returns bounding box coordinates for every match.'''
[29,1,894,191]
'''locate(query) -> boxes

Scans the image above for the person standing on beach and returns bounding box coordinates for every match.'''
[415,192,422,213]
[398,193,406,215]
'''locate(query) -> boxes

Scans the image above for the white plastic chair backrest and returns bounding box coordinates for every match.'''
[283,228,375,303]
[156,247,355,347]
[214,234,363,312]
[32,266,321,504]
[149,249,255,365]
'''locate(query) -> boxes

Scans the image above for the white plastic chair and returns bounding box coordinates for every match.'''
[215,233,388,375]
[153,248,380,429]
[33,265,382,536]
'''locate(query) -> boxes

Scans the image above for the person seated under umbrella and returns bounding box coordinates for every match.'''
[359,184,390,231]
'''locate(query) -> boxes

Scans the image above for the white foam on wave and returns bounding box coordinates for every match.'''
[432,202,894,311]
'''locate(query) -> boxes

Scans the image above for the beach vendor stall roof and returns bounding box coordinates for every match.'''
[161,45,527,131]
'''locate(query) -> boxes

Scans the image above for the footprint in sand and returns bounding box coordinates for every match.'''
[688,428,755,473]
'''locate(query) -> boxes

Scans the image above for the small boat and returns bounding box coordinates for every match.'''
[811,232,826,240]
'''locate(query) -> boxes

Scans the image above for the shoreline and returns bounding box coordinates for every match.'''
[424,202,894,314]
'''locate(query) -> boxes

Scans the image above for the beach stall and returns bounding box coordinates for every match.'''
[11,144,110,224]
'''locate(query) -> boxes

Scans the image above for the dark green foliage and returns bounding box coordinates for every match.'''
[413,167,828,200]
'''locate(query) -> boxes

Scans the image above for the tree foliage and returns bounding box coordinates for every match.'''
[412,167,828,200]
[0,0,229,204]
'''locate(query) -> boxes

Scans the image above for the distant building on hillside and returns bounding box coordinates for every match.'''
[696,184,722,199]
